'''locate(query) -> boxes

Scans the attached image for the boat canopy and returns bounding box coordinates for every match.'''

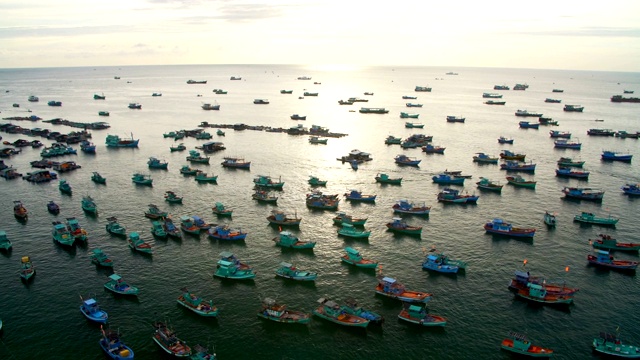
[382,277,396,284]
[217,259,234,267]
[279,231,293,237]
[109,274,122,281]
[220,251,234,258]
[345,247,360,256]
[83,298,97,306]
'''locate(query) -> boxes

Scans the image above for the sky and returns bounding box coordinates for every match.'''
[0,0,639,71]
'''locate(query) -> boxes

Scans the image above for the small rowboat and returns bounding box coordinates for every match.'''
[104,274,139,296]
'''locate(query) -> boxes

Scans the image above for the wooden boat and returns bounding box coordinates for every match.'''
[437,188,478,204]
[308,175,327,186]
[591,234,640,252]
[422,144,446,154]
[128,232,153,254]
[131,173,153,186]
[500,161,536,173]
[80,140,96,153]
[508,269,579,295]
[557,157,584,167]
[375,276,432,303]
[574,212,618,226]
[47,200,60,215]
[519,121,540,129]
[476,177,503,192]
[258,298,311,324]
[306,191,339,210]
[0,230,12,251]
[506,175,536,188]
[386,218,422,235]
[104,274,139,295]
[13,200,28,220]
[588,250,638,271]
[485,100,506,105]
[550,130,571,138]
[221,157,250,169]
[446,115,465,123]
[186,150,210,164]
[621,183,640,196]
[544,211,557,226]
[164,191,183,204]
[394,154,421,166]
[392,199,431,215]
[313,298,369,328]
[211,202,233,216]
[79,297,108,324]
[105,134,139,148]
[273,231,315,249]
[500,150,525,160]
[338,224,371,239]
[405,122,424,128]
[170,143,186,152]
[145,204,168,219]
[252,190,278,203]
[501,332,553,358]
[588,128,616,136]
[400,112,419,119]
[254,175,284,189]
[67,217,88,242]
[341,298,383,325]
[344,189,376,202]
[179,165,198,175]
[267,209,301,226]
[82,195,98,214]
[99,328,134,360]
[308,136,328,144]
[592,332,640,358]
[398,304,446,327]
[554,139,582,149]
[150,220,168,238]
[422,251,467,273]
[385,136,403,145]
[556,167,589,179]
[375,173,402,184]
[562,187,603,201]
[473,153,499,164]
[90,248,114,267]
[602,150,633,162]
[180,216,203,234]
[216,129,225,136]
[333,212,367,226]
[432,173,465,185]
[152,321,192,357]
[213,258,256,280]
[91,172,106,184]
[52,221,75,246]
[515,283,574,305]
[207,225,247,241]
[341,247,377,268]
[484,218,535,238]
[275,262,317,281]
[20,256,35,281]
[163,217,182,239]
[177,287,219,317]
[498,136,514,144]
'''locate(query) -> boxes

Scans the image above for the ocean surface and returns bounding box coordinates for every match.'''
[0,65,639,360]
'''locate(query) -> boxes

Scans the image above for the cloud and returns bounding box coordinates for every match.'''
[0,25,136,39]
[520,26,640,38]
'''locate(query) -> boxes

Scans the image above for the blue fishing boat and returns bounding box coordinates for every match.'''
[556,167,589,179]
[80,140,96,153]
[422,251,467,273]
[562,187,604,201]
[106,217,127,237]
[550,130,571,138]
[386,218,422,235]
[52,221,75,246]
[192,215,212,230]
[519,121,540,129]
[432,173,465,185]
[221,156,250,169]
[593,332,640,358]
[59,179,72,194]
[177,287,219,317]
[588,250,638,271]
[132,173,153,186]
[498,136,514,144]
[621,183,640,196]
[82,195,98,214]
[473,153,499,164]
[148,157,168,169]
[601,150,633,162]
[104,274,139,296]
[554,139,582,149]
[275,262,317,281]
[99,328,134,360]
[437,188,478,204]
[207,225,247,241]
[47,200,60,214]
[392,199,431,215]
[164,217,182,239]
[500,161,536,173]
[306,191,339,210]
[422,144,445,154]
[484,218,536,238]
[344,189,376,202]
[341,298,384,325]
[394,154,421,166]
[79,297,108,324]
[398,304,447,327]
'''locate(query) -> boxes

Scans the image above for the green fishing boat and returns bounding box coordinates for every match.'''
[275,262,318,281]
[89,248,114,267]
[91,172,106,184]
[574,212,618,227]
[52,221,75,246]
[257,298,311,324]
[211,202,233,216]
[82,195,98,214]
[145,204,168,219]
[170,143,186,152]
[593,331,640,358]
[341,298,384,324]
[0,230,12,251]
[375,173,402,185]
[194,172,218,183]
[128,232,153,254]
[180,165,199,176]
[150,220,168,238]
[177,287,219,317]
[164,191,183,204]
[386,218,422,235]
[313,298,369,328]
[341,247,378,268]
[506,175,536,189]
[591,234,640,252]
[557,157,585,168]
[333,212,367,226]
[501,331,553,357]
[213,258,256,280]
[105,217,127,237]
[273,231,316,249]
[398,304,447,327]
[308,175,327,186]
[253,175,285,189]
[104,274,139,296]
[132,173,153,186]
[59,179,72,194]
[338,223,371,239]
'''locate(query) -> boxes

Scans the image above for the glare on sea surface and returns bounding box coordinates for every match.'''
[304,64,363,72]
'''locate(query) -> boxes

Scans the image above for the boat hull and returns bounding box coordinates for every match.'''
[312,309,369,327]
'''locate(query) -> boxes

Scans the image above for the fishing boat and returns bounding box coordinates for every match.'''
[90,248,114,267]
[52,221,74,246]
[163,217,182,239]
[67,217,88,242]
[150,220,168,238]
[186,150,210,164]
[437,188,478,204]
[48,100,62,106]
[341,247,377,268]
[562,187,604,201]
[473,153,499,164]
[308,136,328,144]
[177,287,219,317]
[392,199,431,215]
[333,212,367,226]
[131,173,153,186]
[164,191,183,204]
[394,154,421,166]
[405,122,424,128]
[128,232,153,253]
[275,262,317,281]
[211,202,232,216]
[313,298,370,328]
[431,173,464,185]
[615,130,640,139]
[214,259,256,280]
[145,204,168,219]
[601,150,633,162]
[508,269,579,295]
[500,150,526,161]
[104,274,139,295]
[127,103,141,109]
[574,212,619,227]
[588,250,638,271]
[258,298,311,324]
[254,175,285,189]
[501,332,553,357]
[375,276,432,303]
[554,139,582,149]
[80,297,108,324]
[152,321,192,357]
[105,134,139,148]
[557,157,584,167]
[398,304,446,327]
[81,195,98,214]
[221,157,250,169]
[564,104,584,112]
[591,234,640,252]
[91,172,106,184]
[308,175,327,186]
[588,128,616,136]
[170,143,187,152]
[550,130,571,138]
[592,332,640,358]
[0,230,11,251]
[252,190,278,203]
[498,136,514,144]
[544,211,557,226]
[344,189,376,202]
[421,144,445,154]
[621,183,640,196]
[338,224,371,239]
[556,167,589,179]
[273,231,316,249]
[179,165,198,176]
[216,129,225,136]
[422,251,467,273]
[148,157,168,169]
[281,89,293,94]
[483,92,503,98]
[386,218,422,235]
[306,191,339,210]
[46,200,60,215]
[12,200,28,220]
[207,225,246,241]
[80,140,96,153]
[99,327,134,360]
[338,298,383,325]
[180,216,202,234]
[515,283,574,305]
[500,161,536,172]
[375,173,402,184]
[190,344,216,360]
[20,256,35,281]
[400,112,419,119]
[476,177,503,192]
[98,111,110,117]
[506,175,536,188]
[484,218,536,238]
[385,136,402,145]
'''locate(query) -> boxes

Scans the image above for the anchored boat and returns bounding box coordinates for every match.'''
[258,298,311,324]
